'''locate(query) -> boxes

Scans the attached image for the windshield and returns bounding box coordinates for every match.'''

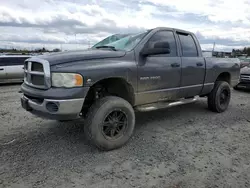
[92,34,130,48]
[92,30,150,51]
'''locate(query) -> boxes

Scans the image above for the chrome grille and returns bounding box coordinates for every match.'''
[24,57,51,89]
[31,75,44,86]
[240,74,250,81]
[31,62,43,72]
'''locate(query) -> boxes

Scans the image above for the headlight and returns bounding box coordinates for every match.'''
[52,73,83,88]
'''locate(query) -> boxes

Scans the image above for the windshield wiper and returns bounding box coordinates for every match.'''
[95,45,117,51]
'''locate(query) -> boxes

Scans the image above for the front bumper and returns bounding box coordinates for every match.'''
[235,81,250,90]
[21,95,85,120]
[20,83,90,120]
[231,79,240,88]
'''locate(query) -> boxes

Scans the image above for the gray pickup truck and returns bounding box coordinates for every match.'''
[21,27,240,150]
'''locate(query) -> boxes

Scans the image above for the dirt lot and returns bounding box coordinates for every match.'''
[0,84,250,188]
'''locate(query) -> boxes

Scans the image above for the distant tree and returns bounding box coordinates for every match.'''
[36,48,48,52]
[243,47,247,54]
[233,47,250,57]
[247,47,250,56]
[52,48,61,52]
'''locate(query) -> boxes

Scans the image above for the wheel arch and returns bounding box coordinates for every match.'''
[215,72,231,85]
[82,77,135,115]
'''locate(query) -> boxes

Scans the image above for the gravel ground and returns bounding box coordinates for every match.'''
[0,84,250,188]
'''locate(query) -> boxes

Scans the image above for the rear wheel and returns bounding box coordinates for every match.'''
[84,96,135,151]
[207,81,231,113]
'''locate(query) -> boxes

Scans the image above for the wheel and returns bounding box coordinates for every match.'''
[207,81,231,113]
[84,96,135,151]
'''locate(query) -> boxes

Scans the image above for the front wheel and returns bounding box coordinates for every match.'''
[207,81,231,113]
[84,96,135,151]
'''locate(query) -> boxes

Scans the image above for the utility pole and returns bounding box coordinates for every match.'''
[212,42,216,52]
[212,42,216,57]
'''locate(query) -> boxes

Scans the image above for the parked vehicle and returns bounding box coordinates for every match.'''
[234,64,250,90]
[20,27,240,150]
[239,58,250,68]
[0,55,30,83]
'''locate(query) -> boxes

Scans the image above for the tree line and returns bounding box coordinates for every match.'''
[1,46,250,56]
[232,47,250,56]
[0,47,61,54]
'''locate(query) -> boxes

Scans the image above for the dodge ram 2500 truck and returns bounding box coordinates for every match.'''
[20,27,240,151]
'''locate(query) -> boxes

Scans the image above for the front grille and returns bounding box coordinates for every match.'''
[24,57,51,89]
[31,75,44,86]
[240,74,250,82]
[31,62,43,72]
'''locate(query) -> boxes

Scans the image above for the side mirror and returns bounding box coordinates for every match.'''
[141,41,171,56]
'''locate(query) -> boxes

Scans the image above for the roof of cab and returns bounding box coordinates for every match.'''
[152,27,194,35]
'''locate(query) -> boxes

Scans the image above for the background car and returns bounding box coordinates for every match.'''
[239,58,250,68]
[0,55,30,84]
[234,63,250,90]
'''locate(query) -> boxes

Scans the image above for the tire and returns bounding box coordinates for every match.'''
[84,96,135,151]
[207,81,231,113]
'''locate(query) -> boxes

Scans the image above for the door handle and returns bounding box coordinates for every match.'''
[0,68,4,71]
[171,63,180,67]
[196,62,203,66]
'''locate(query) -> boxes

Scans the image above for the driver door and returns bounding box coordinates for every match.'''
[137,30,182,105]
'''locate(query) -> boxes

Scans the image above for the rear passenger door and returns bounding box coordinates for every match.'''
[4,57,27,80]
[177,32,206,97]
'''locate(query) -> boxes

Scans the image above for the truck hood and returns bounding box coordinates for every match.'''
[240,66,250,74]
[37,49,126,66]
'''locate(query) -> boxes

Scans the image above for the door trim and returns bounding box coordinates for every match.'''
[137,83,214,94]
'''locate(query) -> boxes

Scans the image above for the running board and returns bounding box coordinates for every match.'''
[135,96,198,112]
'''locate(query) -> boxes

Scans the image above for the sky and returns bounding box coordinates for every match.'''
[0,0,250,52]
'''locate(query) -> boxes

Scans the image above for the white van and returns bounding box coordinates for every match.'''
[0,55,30,83]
